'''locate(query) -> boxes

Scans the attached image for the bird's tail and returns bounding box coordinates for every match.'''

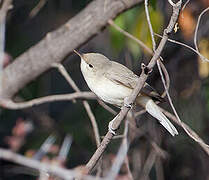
[137,96,178,136]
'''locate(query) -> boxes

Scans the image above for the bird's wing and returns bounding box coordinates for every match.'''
[105,61,138,88]
[105,61,164,102]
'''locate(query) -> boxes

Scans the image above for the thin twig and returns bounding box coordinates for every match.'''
[33,134,56,160]
[158,61,170,97]
[155,157,165,180]
[157,60,180,121]
[181,0,190,14]
[83,101,101,147]
[194,7,209,62]
[139,149,157,180]
[149,140,168,159]
[0,92,96,109]
[58,134,73,162]
[168,0,176,7]
[108,19,153,55]
[125,157,134,180]
[52,63,101,148]
[145,0,170,100]
[155,33,209,62]
[106,120,129,180]
[144,0,156,51]
[29,0,47,18]
[97,100,117,115]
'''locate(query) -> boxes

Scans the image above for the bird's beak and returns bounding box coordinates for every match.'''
[73,50,84,59]
[73,50,89,64]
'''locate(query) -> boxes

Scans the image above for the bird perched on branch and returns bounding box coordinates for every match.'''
[74,50,178,136]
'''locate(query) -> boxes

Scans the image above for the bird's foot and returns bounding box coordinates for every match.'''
[108,119,117,135]
[141,63,152,75]
[124,97,133,108]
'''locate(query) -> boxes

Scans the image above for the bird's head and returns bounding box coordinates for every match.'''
[74,50,111,77]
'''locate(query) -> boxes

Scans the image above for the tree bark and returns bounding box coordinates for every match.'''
[1,0,143,99]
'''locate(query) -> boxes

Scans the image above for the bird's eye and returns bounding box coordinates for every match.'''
[89,64,93,68]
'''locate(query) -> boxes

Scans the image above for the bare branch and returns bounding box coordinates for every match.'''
[108,19,153,54]
[0,92,96,109]
[157,60,181,121]
[149,139,168,159]
[194,7,209,62]
[155,33,209,62]
[52,63,80,92]
[168,0,176,7]
[58,134,73,163]
[0,0,13,22]
[0,0,12,93]
[144,0,156,51]
[97,99,117,115]
[83,101,101,147]
[181,0,190,14]
[106,120,129,179]
[124,157,134,180]
[139,149,156,180]
[29,0,47,18]
[158,61,170,98]
[155,157,165,180]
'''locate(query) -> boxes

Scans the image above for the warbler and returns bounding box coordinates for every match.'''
[74,50,178,136]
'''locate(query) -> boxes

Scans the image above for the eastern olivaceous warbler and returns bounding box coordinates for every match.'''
[74,50,178,136]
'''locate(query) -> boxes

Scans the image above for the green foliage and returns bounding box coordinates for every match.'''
[109,6,164,58]
[109,15,126,52]
[150,0,157,10]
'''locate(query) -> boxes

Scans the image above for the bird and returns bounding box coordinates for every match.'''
[74,50,178,136]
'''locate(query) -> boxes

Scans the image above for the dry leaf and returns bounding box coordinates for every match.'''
[179,7,196,40]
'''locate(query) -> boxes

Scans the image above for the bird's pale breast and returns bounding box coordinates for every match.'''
[85,75,132,106]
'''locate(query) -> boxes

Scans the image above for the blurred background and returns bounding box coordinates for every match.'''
[1,0,209,179]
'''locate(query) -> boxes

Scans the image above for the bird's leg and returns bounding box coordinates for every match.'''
[109,97,133,135]
[141,63,152,75]
[124,96,133,108]
[108,115,119,135]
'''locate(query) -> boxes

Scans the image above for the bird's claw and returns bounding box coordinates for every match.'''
[124,97,133,108]
[141,63,152,75]
[108,120,117,135]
